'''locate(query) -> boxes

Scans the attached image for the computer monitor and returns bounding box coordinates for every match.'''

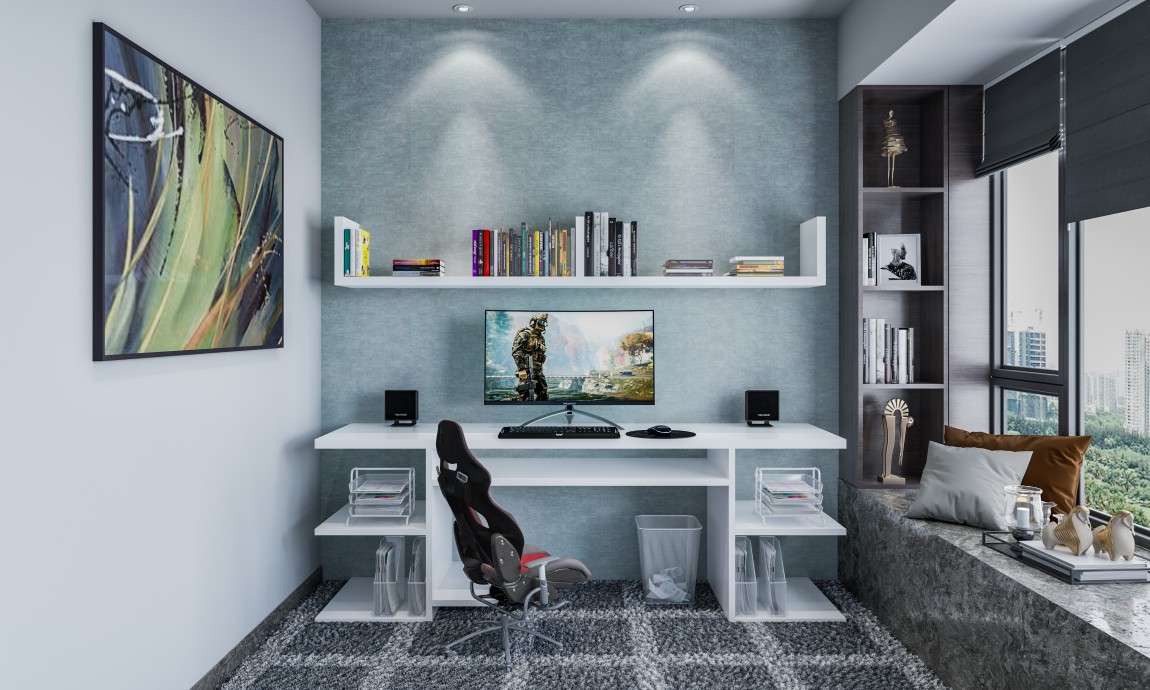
[485,310,654,405]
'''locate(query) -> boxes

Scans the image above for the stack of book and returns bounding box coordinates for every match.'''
[471,223,576,277]
[662,259,713,277]
[340,220,370,277]
[1015,540,1148,583]
[726,256,784,277]
[392,259,445,277]
[862,318,915,384]
[577,212,638,277]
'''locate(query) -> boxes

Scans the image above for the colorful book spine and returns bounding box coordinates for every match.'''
[357,229,370,277]
[343,227,353,277]
[472,230,479,276]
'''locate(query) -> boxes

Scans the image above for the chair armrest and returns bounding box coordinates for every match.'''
[522,556,561,604]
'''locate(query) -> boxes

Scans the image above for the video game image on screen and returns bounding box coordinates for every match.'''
[484,310,654,404]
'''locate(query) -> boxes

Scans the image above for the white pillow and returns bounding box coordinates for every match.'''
[905,442,1033,530]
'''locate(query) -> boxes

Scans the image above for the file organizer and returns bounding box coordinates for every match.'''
[373,536,407,616]
[348,467,414,525]
[754,467,825,524]
[757,536,787,616]
[408,537,426,617]
[734,536,758,616]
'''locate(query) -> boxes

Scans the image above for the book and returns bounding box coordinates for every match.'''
[630,221,638,277]
[343,227,353,277]
[599,212,610,276]
[583,212,594,277]
[1016,540,1148,572]
[357,229,370,277]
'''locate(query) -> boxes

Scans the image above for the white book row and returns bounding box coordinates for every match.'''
[862,319,915,385]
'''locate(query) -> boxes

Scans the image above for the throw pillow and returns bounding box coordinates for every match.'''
[944,425,1091,515]
[906,442,1033,530]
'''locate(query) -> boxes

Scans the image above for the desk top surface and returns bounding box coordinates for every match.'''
[316,421,845,450]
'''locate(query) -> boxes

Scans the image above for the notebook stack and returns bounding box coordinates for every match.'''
[726,256,784,277]
[662,259,713,277]
[1015,540,1149,583]
[392,259,445,277]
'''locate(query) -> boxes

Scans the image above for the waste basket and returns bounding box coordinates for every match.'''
[635,515,703,604]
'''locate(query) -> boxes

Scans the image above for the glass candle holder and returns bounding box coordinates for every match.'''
[1003,485,1043,537]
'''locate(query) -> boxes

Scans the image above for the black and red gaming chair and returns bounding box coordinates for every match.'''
[435,420,591,665]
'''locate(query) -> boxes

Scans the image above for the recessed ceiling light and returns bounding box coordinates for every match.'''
[453,4,473,12]
[679,4,699,12]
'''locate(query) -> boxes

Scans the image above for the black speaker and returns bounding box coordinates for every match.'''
[745,390,779,427]
[385,390,419,426]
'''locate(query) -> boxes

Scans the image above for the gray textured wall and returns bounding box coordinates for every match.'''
[321,19,839,580]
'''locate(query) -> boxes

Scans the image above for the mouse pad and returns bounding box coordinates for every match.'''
[625,430,696,439]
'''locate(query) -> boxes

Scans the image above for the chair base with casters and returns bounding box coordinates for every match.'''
[435,420,592,667]
[443,580,567,667]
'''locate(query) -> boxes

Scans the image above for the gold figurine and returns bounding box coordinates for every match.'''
[879,398,913,484]
[881,110,908,188]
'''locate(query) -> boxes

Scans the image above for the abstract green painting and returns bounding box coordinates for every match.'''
[94,24,284,360]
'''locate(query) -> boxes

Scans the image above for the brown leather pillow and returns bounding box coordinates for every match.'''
[943,425,1091,515]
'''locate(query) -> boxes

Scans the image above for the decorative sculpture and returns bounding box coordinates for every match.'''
[879,398,913,484]
[1041,505,1093,556]
[1092,510,1136,561]
[881,109,908,188]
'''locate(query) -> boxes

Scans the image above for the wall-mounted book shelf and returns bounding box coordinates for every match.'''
[332,217,827,289]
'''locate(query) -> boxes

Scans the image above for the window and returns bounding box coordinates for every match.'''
[1003,389,1060,435]
[1003,152,1060,372]
[992,151,1066,437]
[1081,207,1150,526]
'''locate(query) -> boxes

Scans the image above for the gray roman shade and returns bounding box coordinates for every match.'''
[1065,1,1150,222]
[975,50,1062,178]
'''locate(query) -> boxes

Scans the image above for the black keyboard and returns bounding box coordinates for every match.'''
[498,425,620,439]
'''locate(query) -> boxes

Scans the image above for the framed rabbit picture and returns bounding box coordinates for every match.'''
[876,234,921,287]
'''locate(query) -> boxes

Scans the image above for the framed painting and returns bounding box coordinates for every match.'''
[93,23,284,360]
[875,233,921,287]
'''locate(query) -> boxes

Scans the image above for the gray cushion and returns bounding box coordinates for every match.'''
[905,442,1033,530]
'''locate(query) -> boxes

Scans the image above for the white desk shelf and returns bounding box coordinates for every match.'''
[314,421,846,623]
[315,502,428,536]
[314,577,430,622]
[333,217,826,289]
[733,500,846,536]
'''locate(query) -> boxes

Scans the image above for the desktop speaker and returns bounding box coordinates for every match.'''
[385,390,419,426]
[745,390,779,427]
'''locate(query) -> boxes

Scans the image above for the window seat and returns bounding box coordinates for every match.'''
[839,482,1150,689]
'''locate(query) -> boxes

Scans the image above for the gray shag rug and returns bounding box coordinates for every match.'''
[220,580,947,689]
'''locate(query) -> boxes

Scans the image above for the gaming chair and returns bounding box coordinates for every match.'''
[435,420,591,665]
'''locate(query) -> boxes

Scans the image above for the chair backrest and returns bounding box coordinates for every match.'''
[436,420,525,582]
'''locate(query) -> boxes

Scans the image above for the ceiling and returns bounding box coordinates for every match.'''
[305,0,1139,90]
[305,0,853,20]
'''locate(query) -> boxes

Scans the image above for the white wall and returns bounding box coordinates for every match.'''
[0,2,321,689]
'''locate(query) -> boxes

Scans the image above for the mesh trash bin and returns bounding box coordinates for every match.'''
[636,515,702,604]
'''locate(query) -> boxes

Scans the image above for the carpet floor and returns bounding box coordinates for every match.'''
[219,580,947,690]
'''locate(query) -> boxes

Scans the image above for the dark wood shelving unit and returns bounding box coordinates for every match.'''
[839,85,984,487]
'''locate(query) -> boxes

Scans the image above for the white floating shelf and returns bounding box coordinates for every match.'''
[315,578,430,622]
[333,217,826,289]
[733,500,846,536]
[734,578,845,622]
[315,502,428,536]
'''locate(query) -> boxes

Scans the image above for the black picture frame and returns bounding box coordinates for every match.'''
[93,23,284,360]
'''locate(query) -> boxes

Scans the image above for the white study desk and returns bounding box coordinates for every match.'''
[314,422,847,622]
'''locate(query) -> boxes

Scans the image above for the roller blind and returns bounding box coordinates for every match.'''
[975,50,1062,178]
[1065,1,1150,222]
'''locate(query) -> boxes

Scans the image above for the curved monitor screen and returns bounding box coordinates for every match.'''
[484,310,654,405]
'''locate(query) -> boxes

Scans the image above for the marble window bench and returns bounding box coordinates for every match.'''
[838,482,1150,690]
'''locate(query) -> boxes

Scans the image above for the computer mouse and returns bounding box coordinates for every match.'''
[647,425,672,435]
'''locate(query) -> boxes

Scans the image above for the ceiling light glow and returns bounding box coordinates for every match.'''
[679,4,698,12]
[453,4,473,12]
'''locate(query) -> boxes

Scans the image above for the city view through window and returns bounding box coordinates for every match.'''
[1081,207,1150,525]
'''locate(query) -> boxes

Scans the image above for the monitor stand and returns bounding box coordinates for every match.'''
[517,403,626,430]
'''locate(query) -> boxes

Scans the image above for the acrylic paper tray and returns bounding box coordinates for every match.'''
[349,468,413,498]
[755,467,824,519]
[348,487,411,506]
[349,495,412,517]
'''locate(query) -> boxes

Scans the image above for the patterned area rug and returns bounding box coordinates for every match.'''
[220,580,947,690]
